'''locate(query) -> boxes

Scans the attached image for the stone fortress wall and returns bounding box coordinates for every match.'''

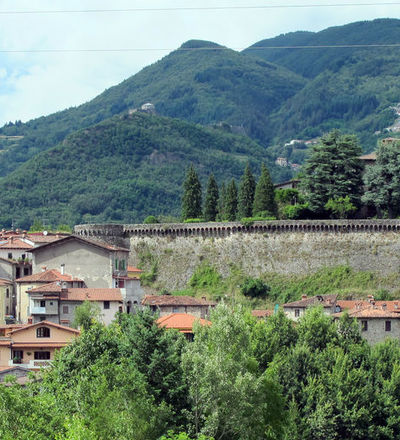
[75,220,400,290]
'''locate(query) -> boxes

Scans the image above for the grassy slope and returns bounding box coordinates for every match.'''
[0,112,290,228]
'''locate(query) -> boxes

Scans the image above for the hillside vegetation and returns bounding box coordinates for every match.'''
[0,40,305,177]
[0,112,289,228]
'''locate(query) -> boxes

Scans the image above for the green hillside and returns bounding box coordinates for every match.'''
[244,19,400,150]
[0,112,290,229]
[0,40,305,178]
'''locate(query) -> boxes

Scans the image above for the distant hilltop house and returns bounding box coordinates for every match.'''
[283,294,400,345]
[128,102,156,115]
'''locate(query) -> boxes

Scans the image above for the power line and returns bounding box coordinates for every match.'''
[0,3,400,15]
[1,43,400,54]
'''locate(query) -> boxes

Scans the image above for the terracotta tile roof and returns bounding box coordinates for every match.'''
[157,313,211,333]
[337,300,400,313]
[252,309,273,318]
[127,266,143,273]
[28,282,63,293]
[334,305,400,319]
[10,320,80,335]
[284,294,337,309]
[25,233,69,244]
[16,269,83,283]
[59,288,123,302]
[0,238,33,250]
[142,295,215,307]
[28,235,129,253]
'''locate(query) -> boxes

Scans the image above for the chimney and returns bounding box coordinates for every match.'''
[301,295,307,301]
[202,296,207,301]
[368,295,374,303]
[382,303,387,310]
[41,266,47,272]
[60,264,65,275]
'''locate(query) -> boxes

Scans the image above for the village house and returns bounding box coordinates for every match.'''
[142,295,215,319]
[283,294,338,321]
[27,282,123,326]
[156,313,211,341]
[15,267,85,324]
[251,309,273,319]
[0,279,13,325]
[0,321,79,370]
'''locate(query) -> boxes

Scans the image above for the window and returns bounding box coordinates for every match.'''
[24,267,29,276]
[6,289,9,298]
[295,309,300,318]
[21,254,25,260]
[361,320,368,332]
[115,258,118,270]
[13,350,23,362]
[103,301,110,310]
[6,306,8,314]
[63,306,69,314]
[16,268,20,278]
[118,279,124,288]
[34,351,50,360]
[7,252,12,259]
[36,327,50,338]
[40,300,45,308]
[386,321,392,332]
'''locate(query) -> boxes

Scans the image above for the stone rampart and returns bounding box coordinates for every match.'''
[74,220,400,290]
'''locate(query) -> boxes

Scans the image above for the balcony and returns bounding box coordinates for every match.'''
[31,307,46,314]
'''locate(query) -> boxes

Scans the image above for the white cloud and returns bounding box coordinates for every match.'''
[0,0,399,124]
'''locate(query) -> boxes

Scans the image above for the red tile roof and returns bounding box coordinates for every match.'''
[0,278,13,286]
[60,288,123,302]
[142,295,215,307]
[127,266,143,273]
[334,305,400,319]
[28,235,129,253]
[16,269,83,283]
[0,238,33,250]
[157,313,211,333]
[337,300,400,313]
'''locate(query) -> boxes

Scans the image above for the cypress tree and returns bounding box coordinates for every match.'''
[238,162,256,219]
[225,179,238,221]
[204,174,219,222]
[253,163,277,217]
[181,164,202,220]
[217,182,226,221]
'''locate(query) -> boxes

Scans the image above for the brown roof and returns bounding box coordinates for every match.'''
[0,238,33,250]
[251,309,273,318]
[127,266,143,273]
[337,300,400,313]
[157,313,211,333]
[59,288,123,302]
[334,304,400,319]
[142,295,215,307]
[10,320,80,335]
[284,294,337,309]
[28,235,129,253]
[28,282,63,293]
[16,269,83,283]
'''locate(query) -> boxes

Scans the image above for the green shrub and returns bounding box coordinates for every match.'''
[240,277,270,298]
[189,263,221,289]
[282,203,310,219]
[183,218,204,223]
[143,215,159,224]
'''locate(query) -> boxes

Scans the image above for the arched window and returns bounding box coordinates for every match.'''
[36,327,50,338]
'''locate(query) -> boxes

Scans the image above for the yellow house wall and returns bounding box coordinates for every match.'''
[0,345,10,367]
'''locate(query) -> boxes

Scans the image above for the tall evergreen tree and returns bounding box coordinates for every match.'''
[181,164,202,220]
[217,182,226,221]
[362,138,400,218]
[238,163,256,219]
[203,174,219,222]
[301,130,363,215]
[253,163,277,216]
[225,179,238,221]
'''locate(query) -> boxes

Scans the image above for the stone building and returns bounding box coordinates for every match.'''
[27,282,123,326]
[142,295,215,319]
[283,294,338,321]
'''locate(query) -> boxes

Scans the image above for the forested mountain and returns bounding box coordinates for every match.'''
[0,40,305,178]
[245,18,400,150]
[0,112,290,229]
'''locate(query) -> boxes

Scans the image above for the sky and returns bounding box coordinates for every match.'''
[0,0,400,125]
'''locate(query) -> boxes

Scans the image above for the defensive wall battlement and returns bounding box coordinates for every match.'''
[75,220,400,239]
[74,220,400,289]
